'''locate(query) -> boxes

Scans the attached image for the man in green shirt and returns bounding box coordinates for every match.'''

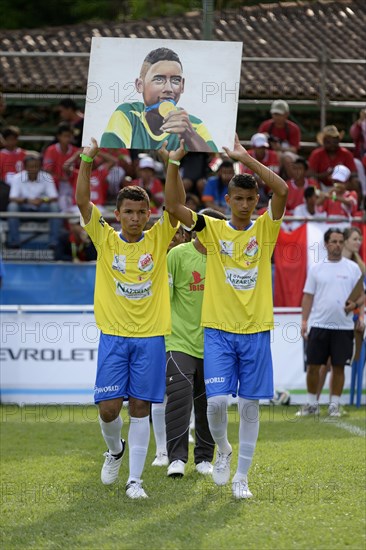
[100,47,218,153]
[165,208,226,478]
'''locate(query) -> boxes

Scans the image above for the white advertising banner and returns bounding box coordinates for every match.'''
[0,310,359,405]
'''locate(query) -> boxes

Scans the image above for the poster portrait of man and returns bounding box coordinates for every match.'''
[83,38,242,153]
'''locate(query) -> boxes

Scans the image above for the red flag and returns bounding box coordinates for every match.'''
[274,225,307,307]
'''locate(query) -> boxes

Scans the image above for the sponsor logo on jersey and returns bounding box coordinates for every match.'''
[219,240,234,257]
[204,377,225,384]
[243,236,259,258]
[115,280,152,300]
[98,216,105,227]
[138,253,154,272]
[225,267,258,290]
[112,254,126,274]
[189,271,205,291]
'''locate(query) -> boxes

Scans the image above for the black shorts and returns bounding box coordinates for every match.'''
[306,327,354,367]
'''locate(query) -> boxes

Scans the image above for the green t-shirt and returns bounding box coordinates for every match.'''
[100,101,218,152]
[165,241,206,358]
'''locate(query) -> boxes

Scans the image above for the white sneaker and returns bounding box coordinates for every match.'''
[167,460,185,477]
[328,403,342,417]
[126,480,148,499]
[232,474,253,499]
[295,404,319,417]
[151,452,169,467]
[195,461,213,475]
[101,439,125,485]
[212,450,232,486]
[188,431,195,444]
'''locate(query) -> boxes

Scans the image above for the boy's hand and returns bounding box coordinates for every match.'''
[82,137,99,159]
[223,133,248,162]
[158,140,169,166]
[169,139,186,162]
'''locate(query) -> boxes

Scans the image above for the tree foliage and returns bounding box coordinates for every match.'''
[1,0,281,29]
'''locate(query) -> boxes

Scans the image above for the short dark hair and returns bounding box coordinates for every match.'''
[199,208,226,220]
[59,98,77,110]
[324,227,344,243]
[219,160,234,170]
[56,123,73,136]
[3,126,20,139]
[294,157,308,170]
[304,186,316,200]
[143,48,182,70]
[116,186,150,210]
[227,174,258,194]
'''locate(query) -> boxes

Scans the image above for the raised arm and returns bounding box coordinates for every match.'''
[164,139,194,228]
[158,141,185,206]
[75,138,99,224]
[223,134,288,220]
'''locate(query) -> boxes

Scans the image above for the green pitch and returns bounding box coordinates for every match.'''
[1,405,365,549]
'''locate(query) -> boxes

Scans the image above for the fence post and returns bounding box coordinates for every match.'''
[319,47,328,130]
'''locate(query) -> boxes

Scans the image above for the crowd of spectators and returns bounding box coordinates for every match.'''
[0,99,365,261]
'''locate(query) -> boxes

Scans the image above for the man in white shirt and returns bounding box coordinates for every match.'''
[7,154,61,248]
[298,228,364,417]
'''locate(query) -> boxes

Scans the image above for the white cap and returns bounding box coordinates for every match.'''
[270,99,289,115]
[331,164,351,183]
[251,133,269,148]
[139,157,155,170]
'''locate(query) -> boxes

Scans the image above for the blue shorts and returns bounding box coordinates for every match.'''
[94,333,166,404]
[204,328,274,400]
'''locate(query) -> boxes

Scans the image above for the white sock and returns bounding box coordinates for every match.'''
[127,415,150,483]
[236,398,259,479]
[206,395,232,455]
[307,393,318,405]
[189,406,195,430]
[99,415,123,455]
[151,396,167,454]
[330,395,340,405]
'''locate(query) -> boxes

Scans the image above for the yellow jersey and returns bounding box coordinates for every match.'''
[83,205,177,337]
[192,209,282,334]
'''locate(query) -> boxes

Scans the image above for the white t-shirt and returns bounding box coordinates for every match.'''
[9,170,58,200]
[303,257,362,330]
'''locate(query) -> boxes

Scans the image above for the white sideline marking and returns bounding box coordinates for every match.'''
[334,421,366,438]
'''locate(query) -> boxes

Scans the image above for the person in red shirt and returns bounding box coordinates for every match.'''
[130,157,164,216]
[258,100,301,154]
[308,125,357,189]
[43,124,79,187]
[258,100,301,179]
[0,126,27,185]
[286,157,318,213]
[238,132,280,209]
[43,124,79,211]
[318,165,358,219]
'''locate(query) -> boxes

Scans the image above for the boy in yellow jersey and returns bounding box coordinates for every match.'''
[165,134,288,499]
[76,138,179,500]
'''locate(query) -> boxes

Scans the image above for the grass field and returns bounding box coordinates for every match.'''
[1,404,365,550]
